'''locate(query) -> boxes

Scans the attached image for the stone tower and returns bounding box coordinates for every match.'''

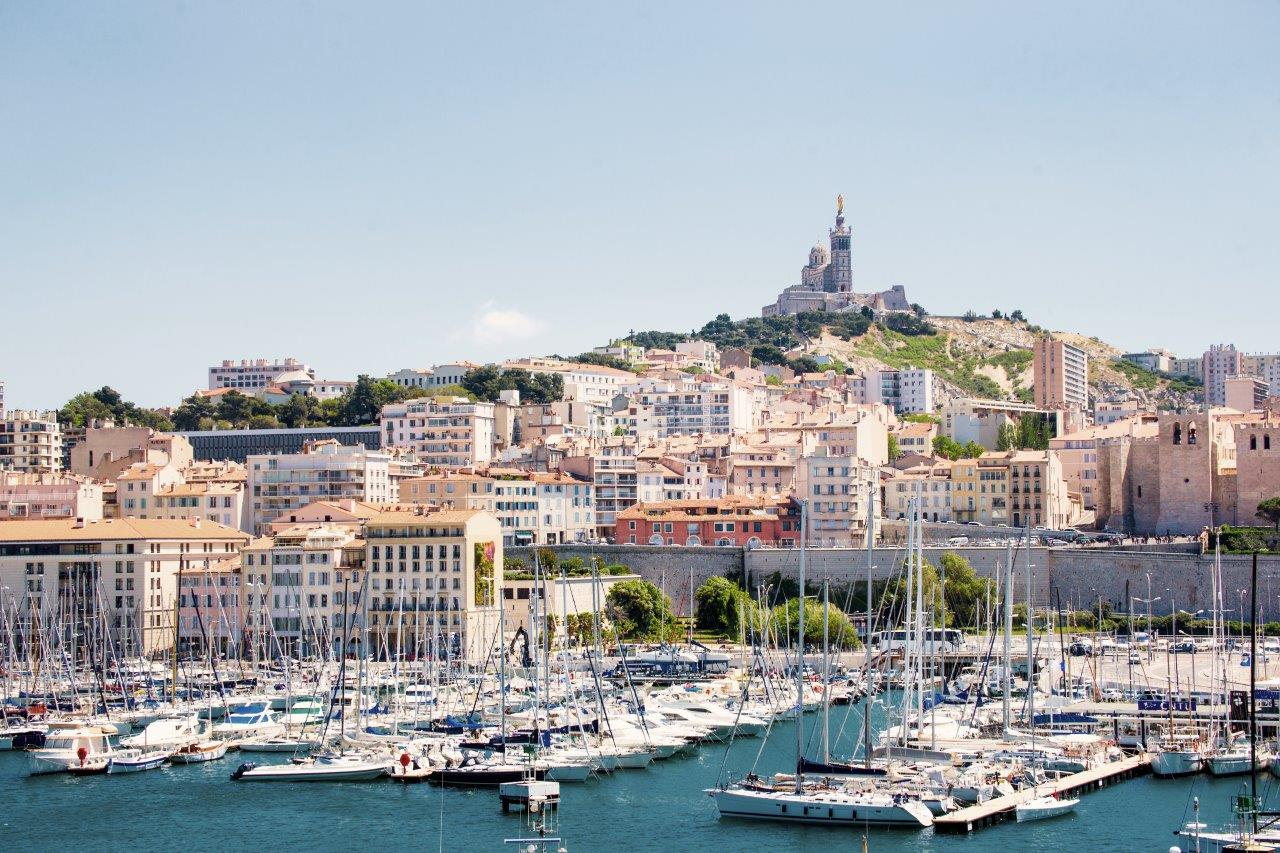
[824,197,852,293]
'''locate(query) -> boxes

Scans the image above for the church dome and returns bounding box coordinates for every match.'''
[808,244,829,266]
[274,370,315,389]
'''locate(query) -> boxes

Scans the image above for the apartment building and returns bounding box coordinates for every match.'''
[884,465,953,522]
[950,455,1010,526]
[381,397,495,469]
[1226,375,1270,412]
[400,469,593,548]
[866,367,936,415]
[246,441,395,535]
[0,411,63,474]
[626,376,753,438]
[0,472,104,521]
[559,437,636,539]
[114,462,184,518]
[208,358,313,392]
[1094,398,1142,426]
[1122,350,1175,374]
[363,508,503,664]
[240,525,366,658]
[147,482,247,531]
[175,556,243,657]
[892,421,937,456]
[794,449,878,547]
[69,426,193,479]
[724,444,797,497]
[502,357,635,404]
[1203,344,1244,407]
[1033,336,1089,410]
[615,496,793,547]
[1006,450,1074,530]
[0,517,249,655]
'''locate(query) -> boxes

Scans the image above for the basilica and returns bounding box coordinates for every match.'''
[761,197,912,317]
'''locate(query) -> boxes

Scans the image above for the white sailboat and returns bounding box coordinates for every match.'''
[1015,793,1078,822]
[708,498,934,830]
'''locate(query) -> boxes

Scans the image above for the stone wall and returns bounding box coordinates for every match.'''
[511,543,1280,622]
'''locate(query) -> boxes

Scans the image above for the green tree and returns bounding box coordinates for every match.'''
[247,414,280,429]
[1257,497,1280,531]
[996,422,1018,452]
[695,576,749,635]
[937,552,995,628]
[932,435,963,460]
[887,434,902,461]
[771,598,860,648]
[605,579,675,640]
[171,394,217,431]
[337,375,404,425]
[961,441,985,459]
[215,391,255,426]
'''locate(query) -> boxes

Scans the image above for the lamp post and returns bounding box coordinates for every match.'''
[1133,595,1161,663]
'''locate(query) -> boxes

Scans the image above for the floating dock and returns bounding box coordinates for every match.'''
[934,753,1151,833]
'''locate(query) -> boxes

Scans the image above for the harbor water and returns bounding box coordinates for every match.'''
[1,709,1272,852]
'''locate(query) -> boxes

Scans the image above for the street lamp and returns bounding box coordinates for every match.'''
[1133,595,1161,662]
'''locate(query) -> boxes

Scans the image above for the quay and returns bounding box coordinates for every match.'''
[934,753,1151,833]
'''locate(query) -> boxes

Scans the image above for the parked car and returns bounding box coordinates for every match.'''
[1100,688,1124,702]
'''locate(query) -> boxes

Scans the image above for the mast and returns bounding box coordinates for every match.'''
[1002,540,1012,735]
[1025,522,1034,749]
[1250,549,1259,833]
[821,577,830,765]
[794,499,806,793]
[863,478,875,767]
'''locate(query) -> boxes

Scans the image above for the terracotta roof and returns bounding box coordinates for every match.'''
[0,517,248,542]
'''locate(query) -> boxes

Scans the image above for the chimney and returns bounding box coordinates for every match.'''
[73,517,85,529]
[191,517,202,529]
[339,499,356,512]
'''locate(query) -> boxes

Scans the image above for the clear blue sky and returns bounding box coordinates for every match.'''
[3,2,1277,410]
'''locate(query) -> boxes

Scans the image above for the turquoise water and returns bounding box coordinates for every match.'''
[1,715,1273,852]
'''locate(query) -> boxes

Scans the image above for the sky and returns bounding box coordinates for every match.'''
[2,2,1278,410]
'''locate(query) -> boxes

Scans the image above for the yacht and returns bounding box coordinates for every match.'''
[120,714,202,751]
[170,739,229,764]
[1150,734,1206,778]
[213,702,284,741]
[28,726,115,776]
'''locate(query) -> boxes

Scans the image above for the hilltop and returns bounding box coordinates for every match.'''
[627,309,1201,410]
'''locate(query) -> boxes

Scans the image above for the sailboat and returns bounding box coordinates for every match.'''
[230,572,389,783]
[707,498,934,829]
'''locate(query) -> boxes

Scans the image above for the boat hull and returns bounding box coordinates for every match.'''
[1151,750,1203,778]
[710,787,934,828]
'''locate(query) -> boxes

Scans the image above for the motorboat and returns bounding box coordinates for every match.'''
[213,702,284,741]
[108,748,170,774]
[1015,794,1078,822]
[170,740,229,764]
[120,714,202,751]
[28,726,115,776]
[230,752,389,782]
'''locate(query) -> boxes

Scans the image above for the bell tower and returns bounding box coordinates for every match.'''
[825,194,852,293]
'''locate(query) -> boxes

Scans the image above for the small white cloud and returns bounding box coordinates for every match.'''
[472,307,543,345]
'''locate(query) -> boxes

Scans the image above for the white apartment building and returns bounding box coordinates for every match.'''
[246,441,395,535]
[0,411,63,474]
[503,358,636,404]
[0,517,249,655]
[1094,398,1142,426]
[626,377,753,438]
[208,358,313,392]
[795,450,878,547]
[674,340,720,372]
[381,397,495,469]
[0,472,103,521]
[866,367,936,415]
